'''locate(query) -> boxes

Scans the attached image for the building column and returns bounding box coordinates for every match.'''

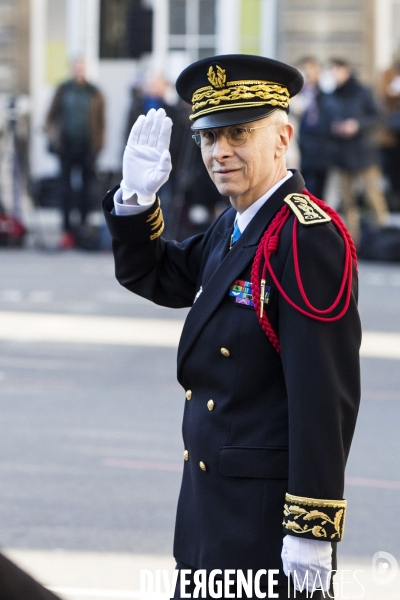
[240,0,261,54]
[260,0,277,58]
[216,0,241,54]
[29,0,49,179]
[85,0,101,83]
[150,0,169,72]
[66,0,100,82]
[374,0,393,72]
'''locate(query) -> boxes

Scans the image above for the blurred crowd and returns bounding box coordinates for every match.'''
[292,56,400,252]
[3,55,400,253]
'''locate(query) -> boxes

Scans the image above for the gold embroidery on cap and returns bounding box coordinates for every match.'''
[190,80,290,120]
[207,65,226,88]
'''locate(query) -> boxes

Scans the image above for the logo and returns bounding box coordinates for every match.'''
[372,551,398,586]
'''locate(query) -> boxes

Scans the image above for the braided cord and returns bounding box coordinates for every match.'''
[251,190,358,355]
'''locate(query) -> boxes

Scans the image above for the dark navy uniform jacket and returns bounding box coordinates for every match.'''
[103,170,361,586]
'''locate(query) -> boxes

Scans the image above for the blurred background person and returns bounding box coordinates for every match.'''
[293,56,331,198]
[125,72,174,135]
[324,58,389,247]
[45,57,105,249]
[379,53,400,211]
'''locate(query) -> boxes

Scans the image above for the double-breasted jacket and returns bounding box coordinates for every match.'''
[103,170,361,586]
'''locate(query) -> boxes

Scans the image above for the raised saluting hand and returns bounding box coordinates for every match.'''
[121,108,173,205]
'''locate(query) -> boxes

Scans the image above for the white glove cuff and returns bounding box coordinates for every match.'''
[120,181,155,207]
[137,193,156,206]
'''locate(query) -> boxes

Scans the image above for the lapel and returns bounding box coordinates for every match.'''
[201,221,233,285]
[177,171,305,373]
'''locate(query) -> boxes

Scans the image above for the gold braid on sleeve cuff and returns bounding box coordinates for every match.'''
[282,493,347,541]
[146,198,164,241]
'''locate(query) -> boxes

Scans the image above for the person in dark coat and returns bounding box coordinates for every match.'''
[324,58,389,246]
[46,57,105,249]
[379,58,400,209]
[294,57,331,198]
[102,55,361,599]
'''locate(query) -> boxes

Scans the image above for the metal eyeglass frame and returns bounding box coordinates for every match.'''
[192,123,280,151]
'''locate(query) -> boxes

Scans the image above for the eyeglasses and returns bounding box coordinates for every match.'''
[192,123,280,150]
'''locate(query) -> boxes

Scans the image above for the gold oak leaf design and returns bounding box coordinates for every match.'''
[284,504,344,540]
[334,509,343,531]
[207,65,226,89]
[302,510,331,522]
[288,505,308,515]
[331,509,344,539]
[148,212,163,231]
[285,521,304,533]
[149,221,164,241]
[312,526,327,538]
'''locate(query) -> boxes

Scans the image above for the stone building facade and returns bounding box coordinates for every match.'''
[3,0,400,177]
[0,0,29,94]
[277,0,376,82]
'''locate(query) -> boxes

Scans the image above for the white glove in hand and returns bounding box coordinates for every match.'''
[121,108,172,205]
[281,535,332,593]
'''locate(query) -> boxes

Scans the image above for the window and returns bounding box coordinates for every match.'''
[169,0,186,34]
[169,0,216,62]
[100,0,153,59]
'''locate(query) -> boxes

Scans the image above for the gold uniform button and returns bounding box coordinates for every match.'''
[207,399,215,411]
[220,348,230,357]
[199,461,207,471]
[183,450,189,461]
[185,390,192,401]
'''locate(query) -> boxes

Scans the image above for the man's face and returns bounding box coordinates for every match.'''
[302,61,320,85]
[330,64,351,87]
[200,113,292,212]
[73,58,86,83]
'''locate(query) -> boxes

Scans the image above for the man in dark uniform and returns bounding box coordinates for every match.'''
[102,55,361,599]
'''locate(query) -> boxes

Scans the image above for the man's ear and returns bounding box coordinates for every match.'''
[275,123,294,158]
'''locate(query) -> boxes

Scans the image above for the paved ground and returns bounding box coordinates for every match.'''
[0,250,399,599]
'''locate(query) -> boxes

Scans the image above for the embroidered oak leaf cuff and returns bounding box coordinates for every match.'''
[103,189,165,244]
[282,493,347,541]
[146,198,164,241]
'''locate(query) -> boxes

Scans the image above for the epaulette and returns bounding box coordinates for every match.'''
[284,193,331,226]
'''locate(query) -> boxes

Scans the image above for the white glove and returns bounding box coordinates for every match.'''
[281,534,332,593]
[121,108,173,205]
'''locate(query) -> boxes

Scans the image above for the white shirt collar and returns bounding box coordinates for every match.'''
[235,171,293,234]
